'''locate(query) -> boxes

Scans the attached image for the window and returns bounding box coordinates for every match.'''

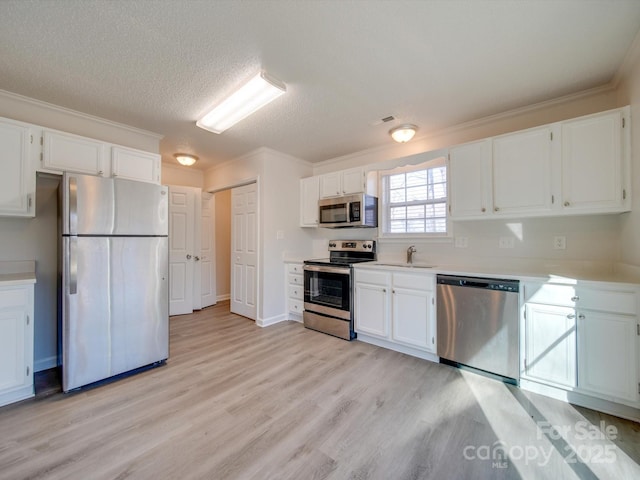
[380,158,448,237]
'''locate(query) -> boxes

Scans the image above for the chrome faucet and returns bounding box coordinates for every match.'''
[407,245,417,264]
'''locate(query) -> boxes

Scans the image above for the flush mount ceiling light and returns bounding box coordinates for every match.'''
[174,153,198,166]
[196,71,286,134]
[389,124,418,143]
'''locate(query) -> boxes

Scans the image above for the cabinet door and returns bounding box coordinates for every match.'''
[523,303,576,388]
[319,172,342,198]
[342,168,364,195]
[355,281,390,338]
[449,140,491,218]
[561,109,627,213]
[392,287,432,350]
[111,146,160,184]
[492,126,554,215]
[43,130,106,175]
[577,310,638,404]
[0,119,35,217]
[0,309,27,395]
[300,176,320,227]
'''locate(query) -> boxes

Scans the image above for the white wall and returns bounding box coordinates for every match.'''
[161,163,204,188]
[205,147,313,325]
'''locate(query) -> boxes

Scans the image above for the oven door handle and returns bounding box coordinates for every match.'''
[304,264,351,275]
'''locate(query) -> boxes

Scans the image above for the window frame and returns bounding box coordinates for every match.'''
[377,156,451,240]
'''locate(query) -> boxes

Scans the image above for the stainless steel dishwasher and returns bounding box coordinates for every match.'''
[437,275,520,383]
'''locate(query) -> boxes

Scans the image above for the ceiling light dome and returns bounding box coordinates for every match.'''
[389,124,418,143]
[174,153,198,166]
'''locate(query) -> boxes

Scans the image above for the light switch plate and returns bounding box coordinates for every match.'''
[499,236,515,249]
[553,236,566,250]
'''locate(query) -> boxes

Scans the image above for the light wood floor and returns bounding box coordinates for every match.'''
[1,302,640,479]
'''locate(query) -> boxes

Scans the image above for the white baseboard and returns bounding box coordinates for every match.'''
[216,293,230,302]
[257,313,289,327]
[35,355,58,372]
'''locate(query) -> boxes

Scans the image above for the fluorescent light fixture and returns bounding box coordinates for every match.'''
[389,124,418,143]
[196,71,286,134]
[174,153,198,166]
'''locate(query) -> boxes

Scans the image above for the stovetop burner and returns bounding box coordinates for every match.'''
[304,240,376,266]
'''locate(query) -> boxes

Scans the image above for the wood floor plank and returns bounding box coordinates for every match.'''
[1,301,639,479]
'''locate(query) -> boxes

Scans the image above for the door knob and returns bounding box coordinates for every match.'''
[186,254,192,259]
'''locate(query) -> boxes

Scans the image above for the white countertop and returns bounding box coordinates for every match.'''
[0,261,36,286]
[355,261,640,286]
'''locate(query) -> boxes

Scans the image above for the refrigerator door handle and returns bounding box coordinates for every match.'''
[68,236,78,295]
[69,176,78,235]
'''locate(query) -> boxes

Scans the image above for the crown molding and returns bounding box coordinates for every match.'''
[0,89,164,140]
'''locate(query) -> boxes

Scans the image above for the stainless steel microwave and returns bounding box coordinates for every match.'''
[318,193,378,228]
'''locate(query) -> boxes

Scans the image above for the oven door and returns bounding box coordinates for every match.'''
[304,264,351,320]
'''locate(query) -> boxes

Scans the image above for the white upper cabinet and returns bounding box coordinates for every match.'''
[561,107,629,213]
[319,167,366,198]
[0,118,35,217]
[449,139,492,218]
[492,125,555,216]
[111,146,161,184]
[42,129,106,176]
[300,176,320,227]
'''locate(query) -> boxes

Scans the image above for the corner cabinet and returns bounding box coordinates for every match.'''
[0,282,35,407]
[561,107,630,214]
[0,118,36,217]
[299,176,320,227]
[354,267,437,360]
[522,281,639,408]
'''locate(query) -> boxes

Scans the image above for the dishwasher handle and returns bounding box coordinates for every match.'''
[436,274,519,292]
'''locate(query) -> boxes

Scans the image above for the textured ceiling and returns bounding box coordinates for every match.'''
[1,0,640,170]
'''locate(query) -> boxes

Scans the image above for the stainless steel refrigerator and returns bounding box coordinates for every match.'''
[61,172,169,392]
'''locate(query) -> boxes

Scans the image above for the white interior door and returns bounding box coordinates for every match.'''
[169,186,197,316]
[199,193,216,309]
[231,183,257,320]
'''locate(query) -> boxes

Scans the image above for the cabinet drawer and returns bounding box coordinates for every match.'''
[288,273,303,286]
[288,285,303,300]
[355,269,391,286]
[524,283,576,306]
[393,272,434,291]
[0,287,28,309]
[287,263,303,275]
[577,288,637,315]
[289,299,304,314]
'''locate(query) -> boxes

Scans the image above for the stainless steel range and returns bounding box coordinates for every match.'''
[303,240,376,340]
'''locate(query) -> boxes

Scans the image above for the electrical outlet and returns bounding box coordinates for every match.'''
[455,237,468,248]
[499,236,515,249]
[553,236,566,250]
[276,230,284,240]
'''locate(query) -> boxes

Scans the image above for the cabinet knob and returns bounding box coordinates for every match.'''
[567,313,576,319]
[481,207,486,213]
[578,314,585,320]
[564,201,570,207]
[186,254,192,259]
[382,288,386,293]
[571,296,579,302]
[494,207,500,212]
[98,170,104,176]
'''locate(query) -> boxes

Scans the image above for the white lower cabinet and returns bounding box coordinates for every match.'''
[523,281,639,408]
[0,283,34,407]
[355,268,436,357]
[285,262,304,320]
[523,303,576,389]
